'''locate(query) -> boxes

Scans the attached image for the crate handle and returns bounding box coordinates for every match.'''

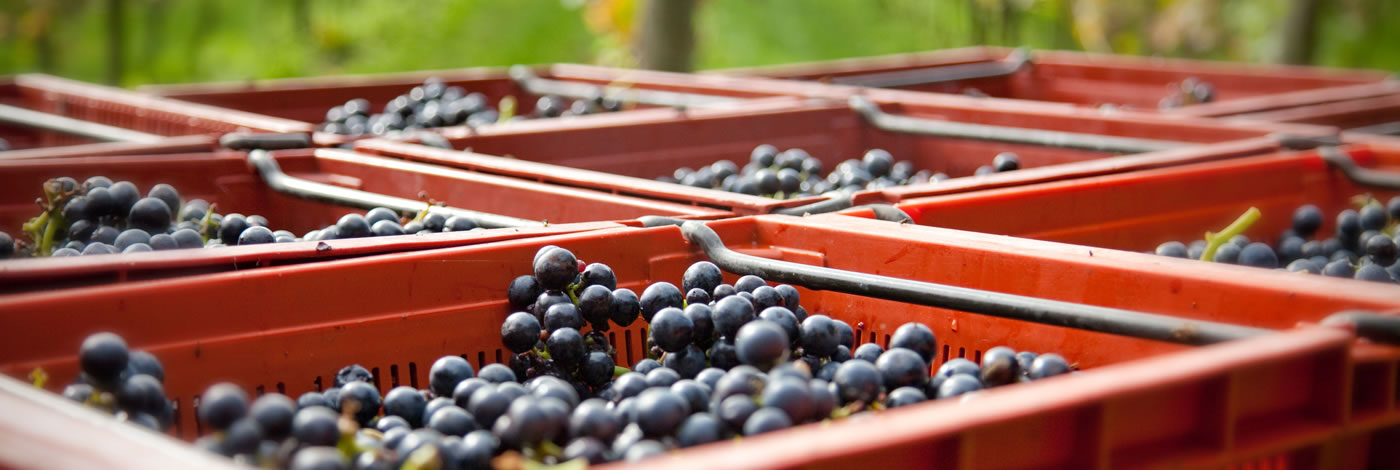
[771,194,913,223]
[0,104,164,144]
[675,219,1271,345]
[829,47,1033,88]
[1318,146,1400,190]
[1323,311,1400,345]
[848,95,1192,154]
[246,150,539,228]
[1272,133,1344,150]
[219,132,312,151]
[508,65,742,109]
[1345,120,1400,136]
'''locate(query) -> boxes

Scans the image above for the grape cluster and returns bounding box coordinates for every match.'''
[660,145,1019,199]
[482,246,1075,465]
[58,332,174,433]
[1154,197,1400,283]
[1157,77,1216,110]
[318,78,622,136]
[0,178,481,260]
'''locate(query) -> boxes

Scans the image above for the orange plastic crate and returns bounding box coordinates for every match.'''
[0,74,310,151]
[1,214,1397,468]
[711,47,1388,114]
[352,96,1332,214]
[879,144,1399,258]
[0,148,726,293]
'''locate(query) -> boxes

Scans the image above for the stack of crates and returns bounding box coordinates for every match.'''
[2,48,1398,469]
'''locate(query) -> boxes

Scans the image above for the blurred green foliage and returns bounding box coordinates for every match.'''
[0,0,1394,87]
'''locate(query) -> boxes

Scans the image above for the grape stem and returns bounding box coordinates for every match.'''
[1199,207,1261,262]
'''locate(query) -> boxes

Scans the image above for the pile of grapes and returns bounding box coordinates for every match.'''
[1154,197,1400,284]
[0,177,482,260]
[319,78,622,136]
[660,144,1020,200]
[51,246,1076,469]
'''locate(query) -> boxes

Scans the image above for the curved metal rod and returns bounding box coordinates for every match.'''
[1322,311,1400,345]
[771,193,853,216]
[247,150,538,229]
[509,65,741,109]
[1319,146,1400,191]
[1272,133,1343,151]
[831,47,1032,88]
[849,95,1191,154]
[0,104,164,144]
[1348,121,1400,136]
[219,132,312,151]
[680,220,1271,345]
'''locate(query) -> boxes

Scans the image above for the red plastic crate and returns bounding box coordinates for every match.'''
[0,135,221,160]
[140,65,769,146]
[710,47,1389,114]
[0,74,310,151]
[874,143,1399,262]
[1,214,1397,468]
[0,148,727,293]
[353,96,1333,214]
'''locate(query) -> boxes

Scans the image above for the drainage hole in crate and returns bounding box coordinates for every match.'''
[255,385,265,397]
[371,368,382,390]
[172,399,182,436]
[192,396,203,436]
[390,365,400,387]
[408,362,419,388]
[313,376,324,392]
[477,352,486,370]
[942,344,951,363]
[276,382,286,395]
[973,349,982,364]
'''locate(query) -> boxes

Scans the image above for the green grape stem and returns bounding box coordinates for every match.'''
[1200,207,1262,262]
[39,212,63,256]
[198,204,218,244]
[612,366,630,377]
[498,96,517,123]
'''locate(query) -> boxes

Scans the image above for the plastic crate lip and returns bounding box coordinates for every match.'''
[595,327,1356,470]
[0,135,221,161]
[310,148,731,219]
[14,74,314,134]
[1174,80,1400,118]
[704,45,1010,78]
[135,64,517,96]
[0,221,626,288]
[434,95,810,140]
[354,138,823,214]
[1229,91,1400,124]
[796,213,1400,314]
[875,135,1291,202]
[864,88,1343,139]
[0,375,244,470]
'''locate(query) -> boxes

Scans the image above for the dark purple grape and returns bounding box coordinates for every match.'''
[633,359,661,375]
[662,344,707,379]
[339,381,382,426]
[80,332,129,384]
[798,315,839,358]
[718,394,758,430]
[713,296,756,339]
[683,303,715,346]
[936,374,982,399]
[611,373,648,402]
[249,394,296,441]
[832,359,882,405]
[852,343,883,363]
[452,378,490,409]
[743,407,792,436]
[712,283,738,300]
[1365,234,1398,267]
[675,412,722,448]
[610,288,642,326]
[633,388,689,438]
[580,263,616,290]
[886,386,928,408]
[467,386,511,429]
[685,288,711,306]
[649,307,694,353]
[889,322,936,365]
[384,386,427,427]
[544,302,584,332]
[580,351,615,387]
[760,378,815,423]
[546,327,586,368]
[1028,353,1071,379]
[707,339,740,370]
[734,275,767,293]
[570,399,620,442]
[533,247,578,290]
[978,346,1019,387]
[199,383,248,432]
[875,348,929,389]
[640,282,684,323]
[501,312,542,354]
[645,367,682,389]
[429,356,476,398]
[682,261,723,295]
[758,306,800,347]
[736,320,790,371]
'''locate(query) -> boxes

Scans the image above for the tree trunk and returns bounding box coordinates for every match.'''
[636,0,696,72]
[1278,0,1319,65]
[107,0,125,85]
[294,0,312,37]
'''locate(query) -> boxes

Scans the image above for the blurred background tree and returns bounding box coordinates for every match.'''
[0,0,1393,87]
